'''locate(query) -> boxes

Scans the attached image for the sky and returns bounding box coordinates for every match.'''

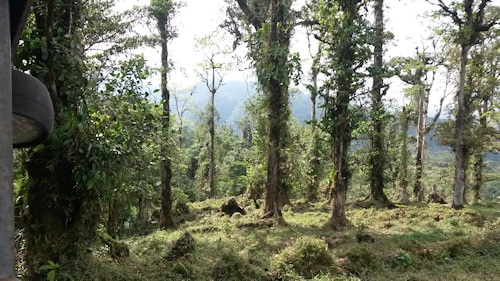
[118,0,499,111]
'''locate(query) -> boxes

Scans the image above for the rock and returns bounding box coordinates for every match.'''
[165,232,195,261]
[427,192,447,204]
[220,197,246,216]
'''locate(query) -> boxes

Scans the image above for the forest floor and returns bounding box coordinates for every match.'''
[55,198,500,281]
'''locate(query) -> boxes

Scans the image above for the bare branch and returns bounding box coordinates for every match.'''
[425,0,464,25]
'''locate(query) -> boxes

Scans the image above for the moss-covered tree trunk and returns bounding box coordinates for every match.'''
[306,44,321,203]
[158,15,175,229]
[399,107,410,204]
[414,84,428,202]
[368,0,392,206]
[316,0,367,229]
[452,44,470,209]
[152,0,176,229]
[232,0,293,219]
[23,1,101,278]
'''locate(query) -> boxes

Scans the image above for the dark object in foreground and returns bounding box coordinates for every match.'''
[427,192,447,204]
[165,231,195,261]
[220,197,246,216]
[98,233,130,260]
[356,233,375,243]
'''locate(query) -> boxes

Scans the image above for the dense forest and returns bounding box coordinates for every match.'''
[8,0,499,280]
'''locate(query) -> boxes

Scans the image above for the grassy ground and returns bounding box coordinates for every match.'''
[54,198,500,281]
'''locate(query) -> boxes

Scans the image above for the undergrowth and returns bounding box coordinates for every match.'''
[40,199,500,280]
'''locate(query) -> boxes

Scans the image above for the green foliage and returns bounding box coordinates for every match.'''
[272,236,336,279]
[38,261,60,281]
[392,249,413,268]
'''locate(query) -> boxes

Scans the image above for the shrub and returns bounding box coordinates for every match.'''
[392,249,413,268]
[164,232,195,261]
[342,244,378,276]
[272,236,335,279]
[210,247,265,281]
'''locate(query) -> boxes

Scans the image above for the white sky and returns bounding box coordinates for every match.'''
[117,0,499,111]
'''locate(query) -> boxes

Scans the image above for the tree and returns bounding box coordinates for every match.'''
[427,0,498,209]
[195,32,232,198]
[304,40,323,202]
[398,106,411,204]
[464,27,499,204]
[368,0,392,206]
[224,0,298,219]
[391,45,445,202]
[88,56,160,238]
[15,1,127,277]
[149,0,179,229]
[172,87,195,149]
[312,0,371,228]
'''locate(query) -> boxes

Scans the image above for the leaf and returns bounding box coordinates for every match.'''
[38,265,53,271]
[47,270,56,281]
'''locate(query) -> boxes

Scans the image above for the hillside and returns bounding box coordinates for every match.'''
[52,199,500,280]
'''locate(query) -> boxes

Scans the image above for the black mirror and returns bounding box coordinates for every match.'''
[12,69,54,148]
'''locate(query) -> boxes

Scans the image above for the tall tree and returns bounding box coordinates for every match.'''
[427,0,498,209]
[15,0,132,277]
[312,0,371,228]
[195,32,231,198]
[305,42,322,202]
[224,0,297,219]
[466,29,499,204]
[392,46,444,201]
[149,0,179,229]
[368,0,392,206]
[398,106,411,204]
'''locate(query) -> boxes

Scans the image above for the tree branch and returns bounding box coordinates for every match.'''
[236,0,262,29]
[425,0,464,25]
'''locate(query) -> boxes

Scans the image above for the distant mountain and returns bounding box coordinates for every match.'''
[177,80,314,128]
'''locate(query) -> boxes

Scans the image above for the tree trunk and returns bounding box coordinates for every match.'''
[264,72,283,217]
[261,0,291,219]
[471,149,483,204]
[107,198,118,238]
[369,0,391,206]
[452,44,470,210]
[24,1,100,278]
[137,195,145,225]
[208,90,216,198]
[158,16,175,229]
[306,45,320,202]
[471,99,488,204]
[329,135,351,228]
[399,107,410,204]
[414,84,427,201]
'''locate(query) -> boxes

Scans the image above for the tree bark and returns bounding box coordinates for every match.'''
[306,44,321,202]
[369,0,391,206]
[24,1,100,278]
[414,83,428,201]
[158,14,175,229]
[471,99,488,204]
[232,0,293,218]
[208,75,216,198]
[399,107,410,204]
[452,44,470,209]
